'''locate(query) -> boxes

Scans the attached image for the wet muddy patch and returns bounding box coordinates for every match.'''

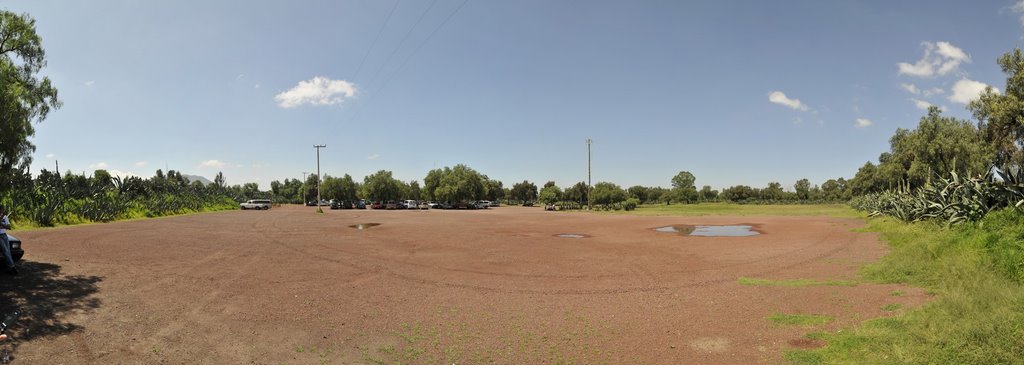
[349,223,381,230]
[654,225,759,236]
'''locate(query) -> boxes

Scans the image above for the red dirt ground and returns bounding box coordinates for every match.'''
[0,205,928,364]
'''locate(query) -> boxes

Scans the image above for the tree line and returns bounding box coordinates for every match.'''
[848,47,1024,223]
[0,168,256,226]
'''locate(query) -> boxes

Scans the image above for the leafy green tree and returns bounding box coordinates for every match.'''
[763,182,784,200]
[214,171,226,188]
[670,171,698,203]
[848,163,878,196]
[302,173,320,202]
[91,170,114,191]
[699,185,718,201]
[590,182,626,207]
[432,164,486,203]
[627,185,649,202]
[794,178,811,200]
[408,180,421,200]
[363,170,402,202]
[543,181,556,189]
[563,181,589,204]
[647,186,669,203]
[671,171,696,190]
[720,185,755,202]
[510,180,538,203]
[538,185,562,205]
[423,168,444,201]
[484,179,504,201]
[821,179,843,201]
[969,48,1024,169]
[0,11,61,195]
[884,107,992,189]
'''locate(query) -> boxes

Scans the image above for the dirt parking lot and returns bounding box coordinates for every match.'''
[0,205,926,364]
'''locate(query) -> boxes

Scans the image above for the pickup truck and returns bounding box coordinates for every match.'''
[7,234,22,263]
[239,199,272,210]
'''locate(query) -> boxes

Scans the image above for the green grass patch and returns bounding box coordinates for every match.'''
[876,301,901,311]
[786,208,1024,364]
[614,202,860,217]
[738,277,858,287]
[768,313,834,326]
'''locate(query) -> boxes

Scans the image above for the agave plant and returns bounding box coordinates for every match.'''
[851,167,1024,225]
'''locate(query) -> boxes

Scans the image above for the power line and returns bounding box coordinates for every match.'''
[347,0,470,124]
[364,0,440,89]
[372,0,470,99]
[352,0,402,82]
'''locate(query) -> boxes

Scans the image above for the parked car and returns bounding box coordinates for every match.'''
[342,200,354,209]
[489,201,500,207]
[475,200,491,209]
[522,201,535,207]
[355,200,367,209]
[385,201,398,210]
[7,234,23,263]
[240,199,272,210]
[405,200,418,210]
[370,201,383,209]
[418,201,430,210]
[431,202,449,209]
[306,201,317,206]
[329,199,341,210]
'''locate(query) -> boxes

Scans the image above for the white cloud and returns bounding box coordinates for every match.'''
[275,77,357,108]
[923,87,944,97]
[910,98,933,110]
[367,154,380,160]
[1012,1,1024,25]
[84,80,95,87]
[45,153,55,159]
[107,170,139,180]
[236,74,245,80]
[949,78,996,104]
[900,83,920,94]
[855,118,873,128]
[768,91,809,111]
[88,162,108,169]
[898,41,970,77]
[199,160,226,168]
[135,161,147,167]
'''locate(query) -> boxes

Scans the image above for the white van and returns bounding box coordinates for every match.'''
[405,200,418,210]
[240,199,272,210]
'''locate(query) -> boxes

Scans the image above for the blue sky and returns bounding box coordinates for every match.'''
[7,0,1024,190]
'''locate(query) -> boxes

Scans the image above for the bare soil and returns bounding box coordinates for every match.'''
[0,205,928,364]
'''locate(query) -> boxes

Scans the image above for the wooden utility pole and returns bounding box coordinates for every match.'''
[587,138,592,210]
[314,145,326,209]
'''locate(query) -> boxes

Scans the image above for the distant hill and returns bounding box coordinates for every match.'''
[182,174,214,186]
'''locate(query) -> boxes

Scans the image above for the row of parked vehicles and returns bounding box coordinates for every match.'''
[320,199,499,210]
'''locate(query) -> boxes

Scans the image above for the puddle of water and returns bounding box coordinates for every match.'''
[654,225,759,237]
[654,225,696,234]
[555,234,588,238]
[349,223,381,230]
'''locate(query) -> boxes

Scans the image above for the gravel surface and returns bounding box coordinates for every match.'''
[0,205,928,364]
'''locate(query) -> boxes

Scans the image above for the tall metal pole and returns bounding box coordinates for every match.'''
[314,145,326,208]
[301,171,310,203]
[587,138,592,210]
